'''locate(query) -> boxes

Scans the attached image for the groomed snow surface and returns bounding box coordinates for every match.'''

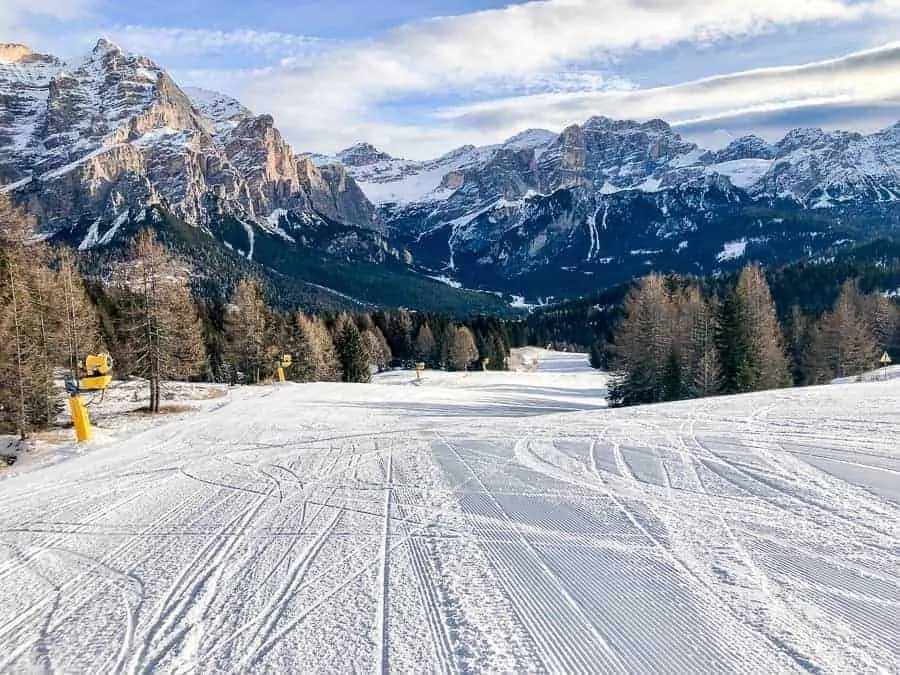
[0,349,897,673]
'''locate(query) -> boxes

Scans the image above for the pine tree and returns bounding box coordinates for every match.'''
[414,323,436,365]
[56,248,102,375]
[448,326,478,370]
[225,279,269,384]
[819,280,877,379]
[717,287,752,394]
[387,310,414,361]
[315,318,341,381]
[364,328,392,372]
[862,292,898,354]
[685,288,722,398]
[589,341,604,370]
[608,274,671,405]
[0,196,56,436]
[737,264,790,391]
[337,321,371,383]
[120,229,204,412]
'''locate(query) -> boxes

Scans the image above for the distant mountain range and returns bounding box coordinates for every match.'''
[2,39,900,312]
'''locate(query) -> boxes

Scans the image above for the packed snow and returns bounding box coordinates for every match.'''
[0,350,897,673]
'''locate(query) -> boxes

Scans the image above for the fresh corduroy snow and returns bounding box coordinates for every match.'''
[0,350,897,673]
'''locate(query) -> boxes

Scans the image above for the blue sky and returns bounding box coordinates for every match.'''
[4,0,900,158]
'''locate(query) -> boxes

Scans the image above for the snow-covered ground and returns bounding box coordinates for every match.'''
[0,350,897,673]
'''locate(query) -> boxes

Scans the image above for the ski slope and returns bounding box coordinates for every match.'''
[0,350,897,673]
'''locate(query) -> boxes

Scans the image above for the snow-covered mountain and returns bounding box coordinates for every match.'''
[3,37,900,307]
[339,117,900,298]
[0,40,380,244]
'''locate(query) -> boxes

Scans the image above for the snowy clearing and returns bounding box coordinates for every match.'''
[0,350,897,673]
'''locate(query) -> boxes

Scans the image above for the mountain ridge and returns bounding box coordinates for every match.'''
[2,37,900,310]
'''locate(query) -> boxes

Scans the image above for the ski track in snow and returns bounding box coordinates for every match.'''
[0,349,898,673]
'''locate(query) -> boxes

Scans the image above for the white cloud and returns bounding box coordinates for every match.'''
[10,0,899,158]
[0,0,96,35]
[227,0,900,156]
[98,26,332,60]
[435,42,900,131]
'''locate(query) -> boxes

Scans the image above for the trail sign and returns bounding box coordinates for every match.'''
[880,351,892,365]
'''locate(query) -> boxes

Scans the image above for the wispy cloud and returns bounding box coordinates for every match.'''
[7,0,900,158]
[0,0,97,36]
[434,42,900,133]
[228,0,900,156]
[99,26,333,61]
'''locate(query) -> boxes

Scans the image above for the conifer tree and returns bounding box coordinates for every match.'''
[737,264,790,391]
[608,274,671,405]
[415,323,436,365]
[862,292,898,354]
[448,325,478,370]
[225,279,269,383]
[685,288,722,398]
[337,321,372,383]
[0,197,57,435]
[56,248,102,375]
[120,229,204,412]
[819,280,876,379]
[364,327,392,372]
[717,287,752,394]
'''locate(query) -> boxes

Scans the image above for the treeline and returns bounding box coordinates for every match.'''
[605,264,899,407]
[513,237,900,352]
[187,285,511,388]
[0,196,510,437]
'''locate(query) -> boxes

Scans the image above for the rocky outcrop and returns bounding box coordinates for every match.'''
[298,159,380,230]
[0,44,34,62]
[337,142,394,167]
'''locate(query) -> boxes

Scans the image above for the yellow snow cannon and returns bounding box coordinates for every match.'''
[276,353,292,383]
[80,353,113,391]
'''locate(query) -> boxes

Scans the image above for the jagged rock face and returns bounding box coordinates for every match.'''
[298,159,380,230]
[337,142,394,167]
[183,86,252,134]
[708,135,776,162]
[339,113,900,299]
[0,44,34,62]
[0,39,380,243]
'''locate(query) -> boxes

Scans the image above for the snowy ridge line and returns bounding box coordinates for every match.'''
[436,431,630,673]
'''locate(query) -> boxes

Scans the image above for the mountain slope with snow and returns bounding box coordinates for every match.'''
[343,116,900,299]
[0,40,515,314]
[0,352,897,672]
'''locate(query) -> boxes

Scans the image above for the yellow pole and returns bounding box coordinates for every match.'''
[68,395,93,443]
[276,367,285,383]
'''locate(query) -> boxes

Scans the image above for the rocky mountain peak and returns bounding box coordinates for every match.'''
[92,38,124,57]
[0,44,34,62]
[184,87,253,134]
[710,135,776,162]
[338,142,394,167]
[0,37,380,241]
